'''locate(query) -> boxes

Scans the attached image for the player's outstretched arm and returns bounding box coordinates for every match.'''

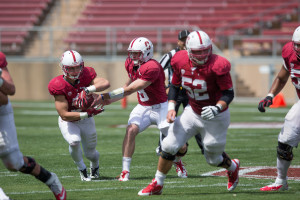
[258,65,289,112]
[100,79,151,101]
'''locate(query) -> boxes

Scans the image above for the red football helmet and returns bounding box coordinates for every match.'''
[127,37,153,66]
[186,30,212,66]
[292,26,300,59]
[60,50,84,80]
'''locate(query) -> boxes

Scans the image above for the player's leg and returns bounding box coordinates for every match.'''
[139,107,195,196]
[202,109,240,191]
[1,151,66,200]
[81,118,100,179]
[59,118,90,181]
[261,102,300,191]
[119,104,151,181]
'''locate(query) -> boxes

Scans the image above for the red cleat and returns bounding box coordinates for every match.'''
[138,179,163,196]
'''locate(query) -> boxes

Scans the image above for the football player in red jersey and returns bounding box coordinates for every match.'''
[48,50,110,181]
[0,52,66,200]
[138,30,240,196]
[99,37,187,181]
[258,26,300,191]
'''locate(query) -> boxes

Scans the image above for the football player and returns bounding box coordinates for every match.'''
[48,50,110,181]
[138,30,239,196]
[0,52,66,200]
[258,26,300,191]
[158,30,204,173]
[98,37,187,181]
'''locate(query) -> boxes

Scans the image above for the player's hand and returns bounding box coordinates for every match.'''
[258,96,273,112]
[73,89,92,109]
[201,105,221,120]
[167,110,176,123]
[86,104,104,117]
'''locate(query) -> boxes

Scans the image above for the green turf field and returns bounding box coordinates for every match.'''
[1,101,299,200]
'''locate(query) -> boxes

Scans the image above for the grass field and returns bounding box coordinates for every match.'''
[1,101,300,200]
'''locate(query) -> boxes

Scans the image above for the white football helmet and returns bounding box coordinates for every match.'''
[292,26,300,58]
[186,30,212,66]
[60,50,84,80]
[128,37,153,66]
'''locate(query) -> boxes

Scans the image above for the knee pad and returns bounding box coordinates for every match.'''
[160,151,175,161]
[19,157,36,174]
[217,152,231,168]
[176,143,188,157]
[204,152,223,167]
[69,141,80,147]
[2,150,24,171]
[277,142,293,161]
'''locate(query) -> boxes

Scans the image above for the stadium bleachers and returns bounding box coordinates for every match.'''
[64,0,299,55]
[0,0,54,55]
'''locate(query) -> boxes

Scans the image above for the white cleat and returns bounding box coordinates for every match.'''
[79,169,91,181]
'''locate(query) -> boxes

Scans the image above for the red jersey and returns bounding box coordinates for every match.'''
[171,50,232,115]
[0,52,7,68]
[282,42,300,99]
[125,58,167,106]
[48,67,97,112]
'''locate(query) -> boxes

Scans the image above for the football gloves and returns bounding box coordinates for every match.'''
[86,105,104,117]
[73,88,93,109]
[258,96,273,112]
[201,105,221,120]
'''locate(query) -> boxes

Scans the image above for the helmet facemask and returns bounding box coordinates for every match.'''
[61,63,84,80]
[188,45,212,66]
[128,50,144,66]
[293,41,300,59]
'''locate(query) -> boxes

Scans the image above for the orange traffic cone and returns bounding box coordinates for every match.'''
[270,93,287,108]
[121,97,127,109]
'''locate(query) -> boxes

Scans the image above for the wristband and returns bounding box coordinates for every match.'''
[216,104,223,111]
[267,93,274,98]
[86,85,96,94]
[109,87,124,99]
[79,112,88,119]
[0,78,3,87]
[168,102,176,111]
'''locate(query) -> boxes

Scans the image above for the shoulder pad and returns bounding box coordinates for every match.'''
[211,55,231,75]
[48,77,65,95]
[282,42,293,60]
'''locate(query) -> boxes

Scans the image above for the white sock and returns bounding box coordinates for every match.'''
[227,160,237,172]
[155,170,166,186]
[277,157,291,180]
[90,161,99,169]
[122,157,132,172]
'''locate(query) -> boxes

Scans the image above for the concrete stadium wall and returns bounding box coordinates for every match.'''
[8,60,138,102]
[7,60,297,104]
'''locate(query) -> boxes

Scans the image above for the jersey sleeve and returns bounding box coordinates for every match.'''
[85,67,97,80]
[281,42,293,71]
[140,63,160,82]
[170,52,184,86]
[0,52,8,68]
[48,78,65,96]
[212,56,233,90]
[211,56,231,76]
